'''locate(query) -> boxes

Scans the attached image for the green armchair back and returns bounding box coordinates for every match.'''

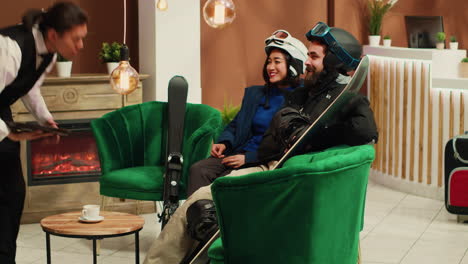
[91,101,222,201]
[208,145,375,264]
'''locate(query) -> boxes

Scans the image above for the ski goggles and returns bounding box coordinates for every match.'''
[265,30,293,46]
[306,22,360,69]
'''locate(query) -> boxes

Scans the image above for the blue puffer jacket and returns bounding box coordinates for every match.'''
[216,85,266,165]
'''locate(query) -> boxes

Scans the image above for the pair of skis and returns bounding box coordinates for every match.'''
[182,56,370,264]
[159,76,188,229]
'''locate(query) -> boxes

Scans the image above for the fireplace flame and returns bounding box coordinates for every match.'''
[30,131,101,178]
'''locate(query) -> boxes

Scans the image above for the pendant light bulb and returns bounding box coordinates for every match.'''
[110,45,139,95]
[157,0,168,11]
[203,0,236,29]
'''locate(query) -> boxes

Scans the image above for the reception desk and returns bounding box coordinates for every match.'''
[364,46,468,200]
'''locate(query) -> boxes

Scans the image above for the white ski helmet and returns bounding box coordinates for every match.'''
[264,30,308,77]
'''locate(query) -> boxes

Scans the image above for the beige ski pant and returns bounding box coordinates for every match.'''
[144,161,277,264]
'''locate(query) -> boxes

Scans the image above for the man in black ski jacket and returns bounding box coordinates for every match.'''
[257,66,378,163]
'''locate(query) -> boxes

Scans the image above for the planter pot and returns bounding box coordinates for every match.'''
[106,62,119,74]
[436,42,445,50]
[369,35,381,46]
[383,39,392,47]
[461,63,468,78]
[449,42,459,50]
[56,61,72,77]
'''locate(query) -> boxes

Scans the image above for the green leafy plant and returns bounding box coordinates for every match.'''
[98,42,122,63]
[368,0,398,35]
[220,101,240,126]
[461,58,468,63]
[57,53,69,62]
[450,35,457,42]
[436,32,446,42]
[383,35,391,40]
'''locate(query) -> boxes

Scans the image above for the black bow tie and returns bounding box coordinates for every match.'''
[39,53,54,59]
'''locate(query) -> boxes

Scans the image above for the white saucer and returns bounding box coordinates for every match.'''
[78,215,104,223]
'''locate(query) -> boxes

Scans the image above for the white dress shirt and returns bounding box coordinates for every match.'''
[0,25,56,141]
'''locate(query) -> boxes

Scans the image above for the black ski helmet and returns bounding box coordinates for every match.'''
[306,23,362,74]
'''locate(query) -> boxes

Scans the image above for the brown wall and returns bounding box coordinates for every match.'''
[0,0,139,74]
[335,0,468,49]
[201,0,328,109]
[201,0,468,109]
[3,1,466,108]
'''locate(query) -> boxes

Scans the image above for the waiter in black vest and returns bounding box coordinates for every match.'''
[0,2,88,263]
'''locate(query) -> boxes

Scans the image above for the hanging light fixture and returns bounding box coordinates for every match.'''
[110,0,139,95]
[157,0,168,11]
[203,0,236,29]
[110,45,139,94]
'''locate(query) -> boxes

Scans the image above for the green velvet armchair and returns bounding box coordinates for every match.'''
[91,101,222,202]
[208,144,375,264]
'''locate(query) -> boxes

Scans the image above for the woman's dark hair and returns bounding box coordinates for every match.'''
[22,2,88,35]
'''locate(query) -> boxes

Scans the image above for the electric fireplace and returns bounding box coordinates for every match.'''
[27,119,101,185]
[9,74,150,223]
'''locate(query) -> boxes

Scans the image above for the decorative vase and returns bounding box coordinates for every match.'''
[106,62,119,74]
[436,42,445,50]
[449,42,459,50]
[383,39,392,47]
[56,61,72,77]
[369,35,381,46]
[461,63,468,78]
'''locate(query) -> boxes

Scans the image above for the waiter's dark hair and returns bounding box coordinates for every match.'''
[22,2,88,35]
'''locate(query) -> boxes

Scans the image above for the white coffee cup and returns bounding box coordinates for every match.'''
[82,204,100,220]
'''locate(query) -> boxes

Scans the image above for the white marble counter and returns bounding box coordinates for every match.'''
[364,45,467,79]
[433,77,468,90]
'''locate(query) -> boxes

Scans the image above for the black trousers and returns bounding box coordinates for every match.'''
[187,157,233,196]
[0,141,25,264]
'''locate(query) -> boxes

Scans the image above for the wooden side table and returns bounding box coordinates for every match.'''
[40,211,145,264]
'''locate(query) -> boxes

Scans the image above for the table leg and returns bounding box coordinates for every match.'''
[97,240,101,256]
[135,231,140,264]
[46,233,51,264]
[93,239,97,264]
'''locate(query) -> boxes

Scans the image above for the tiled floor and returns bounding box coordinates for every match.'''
[15,181,468,263]
[361,181,468,264]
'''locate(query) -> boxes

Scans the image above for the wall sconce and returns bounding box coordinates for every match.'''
[203,0,236,29]
[110,0,140,95]
[157,0,168,11]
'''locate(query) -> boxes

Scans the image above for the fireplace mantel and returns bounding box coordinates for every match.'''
[12,74,149,121]
[11,73,153,223]
[43,74,150,84]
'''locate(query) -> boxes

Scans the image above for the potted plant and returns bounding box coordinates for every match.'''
[435,32,446,49]
[56,53,72,77]
[383,35,392,47]
[99,42,122,74]
[449,35,458,50]
[461,58,468,78]
[220,101,240,126]
[367,0,398,46]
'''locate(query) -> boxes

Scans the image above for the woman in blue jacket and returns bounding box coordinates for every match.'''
[187,30,308,195]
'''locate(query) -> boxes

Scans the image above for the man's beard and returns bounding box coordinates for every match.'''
[304,69,321,89]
